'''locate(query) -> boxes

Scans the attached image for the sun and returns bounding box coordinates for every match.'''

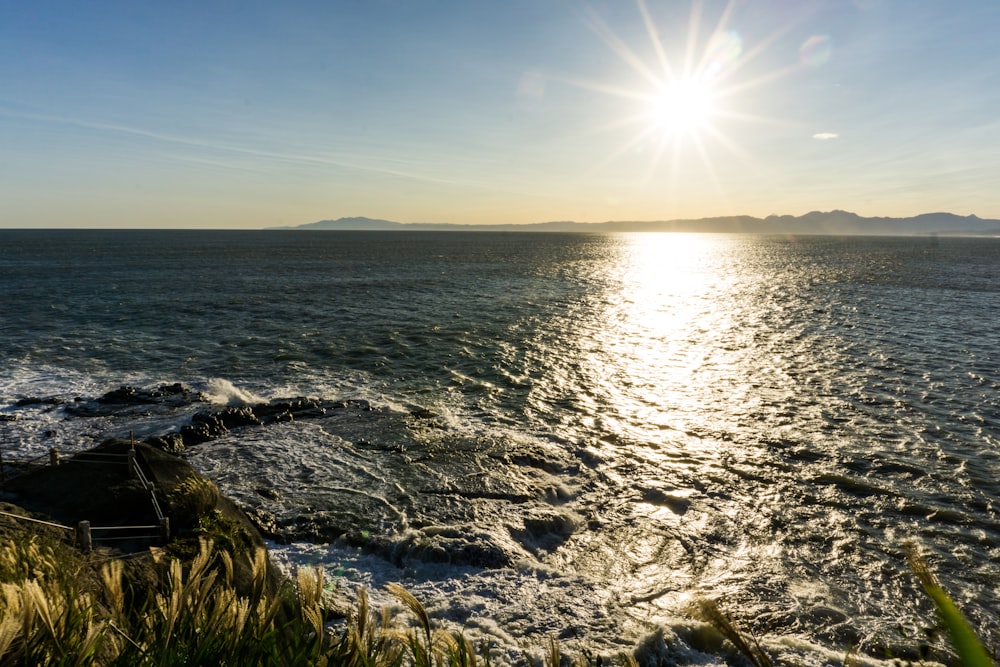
[572,0,780,186]
[648,76,716,138]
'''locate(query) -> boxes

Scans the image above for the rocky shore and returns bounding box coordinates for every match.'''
[0,383,375,606]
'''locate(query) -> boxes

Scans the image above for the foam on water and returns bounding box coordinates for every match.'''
[198,378,268,406]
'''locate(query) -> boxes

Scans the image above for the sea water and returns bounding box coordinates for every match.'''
[1,230,998,664]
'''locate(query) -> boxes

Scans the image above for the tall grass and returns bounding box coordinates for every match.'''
[691,598,772,667]
[0,536,106,665]
[0,536,529,666]
[0,534,993,666]
[907,545,996,667]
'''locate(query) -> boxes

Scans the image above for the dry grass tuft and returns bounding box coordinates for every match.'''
[692,598,773,667]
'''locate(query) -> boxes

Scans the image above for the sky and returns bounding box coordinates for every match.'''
[2,0,1000,229]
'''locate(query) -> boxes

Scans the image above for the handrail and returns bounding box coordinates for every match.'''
[128,450,166,524]
[1,436,172,550]
[0,510,73,531]
[70,452,130,458]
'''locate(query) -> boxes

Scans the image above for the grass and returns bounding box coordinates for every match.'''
[0,534,632,666]
[691,598,772,667]
[0,533,994,666]
[907,544,995,667]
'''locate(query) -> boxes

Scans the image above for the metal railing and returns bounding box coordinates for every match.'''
[0,435,170,551]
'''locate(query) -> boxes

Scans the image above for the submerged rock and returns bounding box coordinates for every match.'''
[149,396,373,452]
[65,383,199,417]
[14,396,63,407]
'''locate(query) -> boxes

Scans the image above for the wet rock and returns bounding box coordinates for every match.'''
[180,406,261,445]
[14,396,63,407]
[97,385,160,404]
[638,487,692,515]
[66,383,199,417]
[243,506,279,537]
[510,509,581,553]
[180,415,229,445]
[381,529,520,569]
[256,486,281,501]
[146,432,185,454]
[147,396,372,452]
[257,398,334,422]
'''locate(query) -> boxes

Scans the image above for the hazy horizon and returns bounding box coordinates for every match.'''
[3,209,1000,235]
[3,1,1000,229]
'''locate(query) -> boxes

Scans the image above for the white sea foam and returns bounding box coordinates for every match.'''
[198,378,268,406]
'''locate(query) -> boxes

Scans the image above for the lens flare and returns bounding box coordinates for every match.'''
[799,35,832,67]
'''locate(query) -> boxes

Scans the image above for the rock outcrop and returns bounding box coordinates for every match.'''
[0,437,284,603]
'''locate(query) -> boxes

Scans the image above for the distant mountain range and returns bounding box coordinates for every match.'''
[272,211,1000,236]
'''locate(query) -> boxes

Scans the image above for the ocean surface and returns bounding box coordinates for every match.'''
[1,230,998,664]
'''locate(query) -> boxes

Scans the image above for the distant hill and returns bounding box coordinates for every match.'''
[271,212,1000,236]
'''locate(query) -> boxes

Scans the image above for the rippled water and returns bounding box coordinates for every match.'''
[1,230,998,664]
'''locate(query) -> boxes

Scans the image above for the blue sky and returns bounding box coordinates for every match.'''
[2,1,999,228]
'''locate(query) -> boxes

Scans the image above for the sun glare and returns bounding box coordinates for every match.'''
[649,76,716,137]
[574,0,788,191]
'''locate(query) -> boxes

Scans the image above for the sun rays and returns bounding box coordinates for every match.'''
[574,0,789,197]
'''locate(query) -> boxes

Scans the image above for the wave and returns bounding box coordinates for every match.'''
[197,378,268,406]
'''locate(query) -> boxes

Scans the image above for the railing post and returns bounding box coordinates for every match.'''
[160,517,170,542]
[127,448,136,474]
[49,448,60,466]
[76,520,92,552]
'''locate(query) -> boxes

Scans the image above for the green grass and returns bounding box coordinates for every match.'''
[907,544,995,667]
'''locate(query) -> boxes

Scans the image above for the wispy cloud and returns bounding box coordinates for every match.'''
[813,132,839,140]
[0,105,469,187]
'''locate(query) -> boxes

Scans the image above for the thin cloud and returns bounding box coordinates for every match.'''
[813,132,839,140]
[0,105,469,187]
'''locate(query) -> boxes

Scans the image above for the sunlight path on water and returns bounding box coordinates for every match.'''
[513,233,999,652]
[518,234,762,623]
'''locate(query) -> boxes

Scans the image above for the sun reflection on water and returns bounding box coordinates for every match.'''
[581,233,737,456]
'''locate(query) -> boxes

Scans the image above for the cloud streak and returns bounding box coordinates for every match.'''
[0,106,470,187]
[813,132,839,140]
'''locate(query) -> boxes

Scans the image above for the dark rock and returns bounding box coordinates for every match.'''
[146,432,186,454]
[97,386,159,404]
[243,506,279,536]
[216,406,261,429]
[180,406,263,446]
[156,383,188,396]
[255,487,281,501]
[275,513,347,544]
[14,396,62,407]
[65,383,199,418]
[180,418,227,446]
[272,411,294,423]
[159,396,370,450]
[97,384,194,405]
[4,440,162,530]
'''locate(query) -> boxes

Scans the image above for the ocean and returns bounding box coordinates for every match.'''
[1,230,998,664]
